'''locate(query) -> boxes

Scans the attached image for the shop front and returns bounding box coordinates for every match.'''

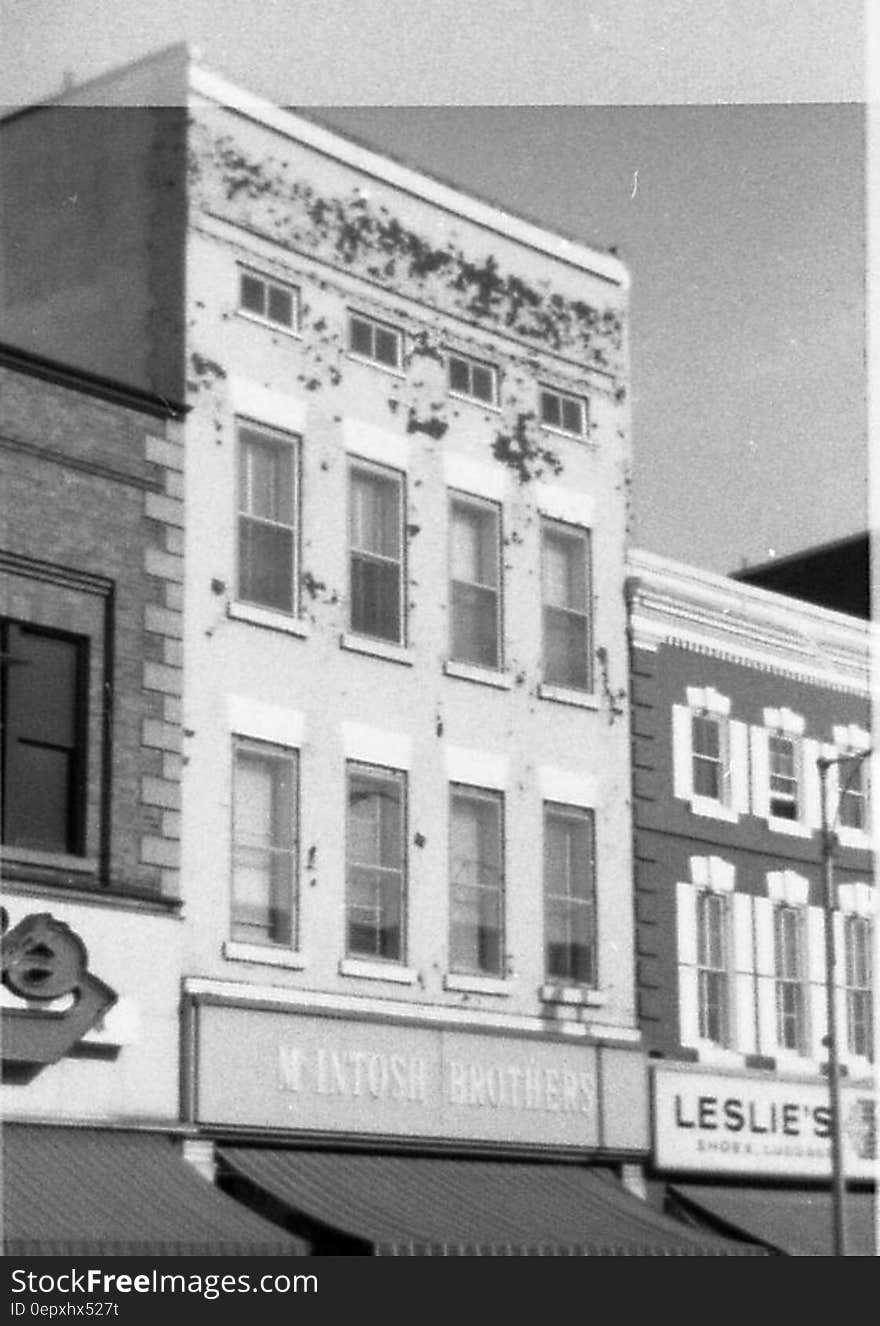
[652,1063,878,1256]
[182,985,764,1255]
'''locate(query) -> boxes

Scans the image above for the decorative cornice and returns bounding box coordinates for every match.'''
[628,548,872,696]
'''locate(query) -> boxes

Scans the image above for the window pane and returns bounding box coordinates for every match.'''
[239,520,294,612]
[450,790,503,975]
[375,326,399,367]
[350,316,373,356]
[561,397,583,434]
[346,767,404,961]
[471,364,495,402]
[240,431,294,524]
[543,608,589,689]
[451,582,498,668]
[240,273,265,314]
[350,471,400,558]
[449,356,470,394]
[540,391,561,428]
[451,503,497,586]
[350,555,401,641]
[3,625,84,854]
[267,284,293,326]
[543,531,586,611]
[232,746,296,946]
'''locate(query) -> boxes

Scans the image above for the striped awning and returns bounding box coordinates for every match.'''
[668,1183,878,1257]
[2,1123,303,1256]
[218,1148,766,1256]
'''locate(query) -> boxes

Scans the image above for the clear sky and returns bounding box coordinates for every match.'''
[1,0,869,576]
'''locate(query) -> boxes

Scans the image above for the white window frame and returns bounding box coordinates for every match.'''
[348,459,406,646]
[751,708,818,838]
[543,802,597,989]
[230,736,299,951]
[447,350,499,407]
[236,419,300,617]
[448,491,503,672]
[831,725,872,849]
[345,761,407,964]
[448,783,505,979]
[676,857,744,1065]
[238,266,300,334]
[844,913,873,1064]
[672,687,748,823]
[540,518,592,693]
[538,385,589,440]
[773,903,809,1058]
[348,311,403,371]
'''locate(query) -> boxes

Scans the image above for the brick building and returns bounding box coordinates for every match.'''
[628,548,876,1255]
[0,343,297,1254]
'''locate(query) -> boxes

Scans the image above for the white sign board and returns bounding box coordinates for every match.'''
[653,1065,877,1180]
[193,1003,647,1151]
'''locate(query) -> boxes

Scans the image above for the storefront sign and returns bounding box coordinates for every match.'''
[1,911,117,1068]
[192,1002,647,1151]
[653,1065,877,1180]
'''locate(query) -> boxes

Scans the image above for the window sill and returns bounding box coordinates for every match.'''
[443,660,512,690]
[444,973,510,996]
[538,683,599,710]
[836,827,873,852]
[447,390,502,414]
[539,983,606,1008]
[223,941,306,970]
[765,816,813,839]
[843,1054,875,1082]
[339,957,417,985]
[691,1043,746,1069]
[540,423,592,445]
[340,633,414,666]
[236,309,302,340]
[228,602,309,638]
[346,352,405,380]
[0,846,98,876]
[690,796,739,824]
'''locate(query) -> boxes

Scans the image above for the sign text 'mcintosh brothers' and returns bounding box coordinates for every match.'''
[653,1065,877,1180]
[193,1004,640,1148]
[278,1043,595,1115]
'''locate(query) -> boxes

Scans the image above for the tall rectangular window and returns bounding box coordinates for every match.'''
[237,421,298,614]
[775,905,806,1052]
[839,759,869,832]
[845,915,873,1060]
[449,785,504,976]
[696,891,730,1045]
[449,495,501,669]
[692,713,728,803]
[349,462,404,643]
[346,764,406,961]
[231,739,297,947]
[768,734,800,820]
[544,803,596,985]
[541,520,591,690]
[1,620,87,855]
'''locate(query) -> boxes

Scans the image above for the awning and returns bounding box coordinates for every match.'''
[668,1184,878,1257]
[218,1148,766,1256]
[2,1124,304,1256]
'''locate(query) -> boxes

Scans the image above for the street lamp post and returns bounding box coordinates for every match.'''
[816,747,872,1259]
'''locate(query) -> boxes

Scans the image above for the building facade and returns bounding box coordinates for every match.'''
[629,548,876,1255]
[0,47,762,1254]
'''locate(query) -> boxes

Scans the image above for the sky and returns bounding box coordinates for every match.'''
[0,0,871,577]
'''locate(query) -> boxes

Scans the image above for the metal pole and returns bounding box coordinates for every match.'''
[818,755,847,1257]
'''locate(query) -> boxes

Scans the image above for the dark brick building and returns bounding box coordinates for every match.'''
[628,547,876,1255]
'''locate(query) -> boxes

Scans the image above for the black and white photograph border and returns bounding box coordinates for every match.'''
[0,0,876,1286]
